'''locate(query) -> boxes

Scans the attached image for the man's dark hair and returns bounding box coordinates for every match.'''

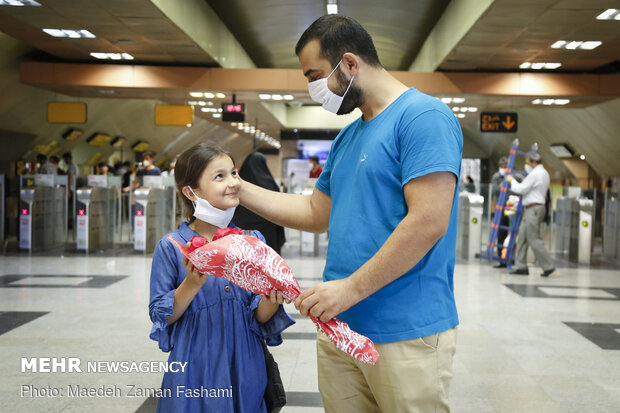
[295,14,382,68]
[37,154,46,162]
[142,151,154,159]
[62,152,72,160]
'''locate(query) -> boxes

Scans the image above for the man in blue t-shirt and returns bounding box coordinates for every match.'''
[239,15,462,413]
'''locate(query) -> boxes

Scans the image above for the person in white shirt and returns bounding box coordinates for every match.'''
[505,152,555,277]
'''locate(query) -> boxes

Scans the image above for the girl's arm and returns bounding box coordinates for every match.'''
[167,256,207,325]
[255,291,289,323]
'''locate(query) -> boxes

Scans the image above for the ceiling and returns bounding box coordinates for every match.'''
[0,0,619,178]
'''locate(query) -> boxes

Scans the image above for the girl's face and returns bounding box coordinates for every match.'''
[192,155,240,210]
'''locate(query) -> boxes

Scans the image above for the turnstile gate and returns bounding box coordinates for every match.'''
[555,197,593,265]
[457,192,484,259]
[76,187,117,251]
[19,177,68,251]
[133,187,170,253]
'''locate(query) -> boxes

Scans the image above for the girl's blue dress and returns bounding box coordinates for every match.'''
[149,222,295,412]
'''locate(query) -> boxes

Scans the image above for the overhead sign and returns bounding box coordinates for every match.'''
[222,103,245,122]
[480,112,518,133]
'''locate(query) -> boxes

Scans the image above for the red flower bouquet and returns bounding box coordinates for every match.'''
[168,232,379,365]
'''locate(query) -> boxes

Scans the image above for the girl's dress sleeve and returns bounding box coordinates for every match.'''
[149,238,179,352]
[246,229,296,346]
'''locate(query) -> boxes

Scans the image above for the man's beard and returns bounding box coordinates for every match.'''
[334,69,364,115]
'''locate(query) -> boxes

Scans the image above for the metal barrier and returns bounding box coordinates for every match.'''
[603,190,619,260]
[0,174,4,247]
[457,192,484,259]
[133,187,170,253]
[554,197,593,265]
[19,175,68,251]
[76,187,115,251]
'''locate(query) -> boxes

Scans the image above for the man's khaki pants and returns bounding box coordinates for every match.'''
[317,327,457,413]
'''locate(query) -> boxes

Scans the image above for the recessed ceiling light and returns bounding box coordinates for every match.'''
[216,93,226,98]
[580,41,602,50]
[90,52,134,60]
[551,40,566,49]
[259,94,271,100]
[452,97,465,104]
[271,94,283,101]
[326,2,338,14]
[565,41,581,50]
[189,92,203,98]
[580,154,586,160]
[521,62,561,70]
[205,92,215,98]
[0,0,42,6]
[441,97,452,103]
[456,113,466,118]
[43,29,96,38]
[596,9,619,20]
[283,95,294,100]
[212,113,222,118]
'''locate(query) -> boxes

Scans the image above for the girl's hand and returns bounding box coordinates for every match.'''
[255,290,290,323]
[183,242,207,287]
[264,290,291,305]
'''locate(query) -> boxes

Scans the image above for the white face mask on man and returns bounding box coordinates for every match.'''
[188,187,235,229]
[499,167,506,176]
[307,59,355,114]
[524,164,533,174]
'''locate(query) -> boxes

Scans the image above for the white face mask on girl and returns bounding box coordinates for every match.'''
[188,187,235,229]
[307,59,355,114]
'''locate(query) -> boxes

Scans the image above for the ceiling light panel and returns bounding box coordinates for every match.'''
[43,29,95,38]
[0,0,42,6]
[596,9,619,20]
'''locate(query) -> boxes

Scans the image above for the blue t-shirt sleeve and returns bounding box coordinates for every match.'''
[399,109,463,187]
[315,153,332,197]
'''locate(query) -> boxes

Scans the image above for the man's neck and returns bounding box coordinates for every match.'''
[359,69,409,121]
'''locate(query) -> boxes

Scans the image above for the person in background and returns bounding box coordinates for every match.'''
[50,156,65,175]
[463,175,476,193]
[285,172,297,193]
[137,151,161,177]
[232,152,286,254]
[37,154,57,175]
[309,155,323,178]
[121,161,133,193]
[62,152,78,188]
[506,152,555,277]
[97,162,112,176]
[491,156,510,267]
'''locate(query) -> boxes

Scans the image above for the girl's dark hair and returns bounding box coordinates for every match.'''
[295,14,382,68]
[174,143,234,223]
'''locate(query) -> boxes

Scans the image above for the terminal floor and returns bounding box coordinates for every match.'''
[1,239,619,413]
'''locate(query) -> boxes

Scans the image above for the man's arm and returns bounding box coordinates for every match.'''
[239,179,331,233]
[506,173,533,195]
[295,171,456,322]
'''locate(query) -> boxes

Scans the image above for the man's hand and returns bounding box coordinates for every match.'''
[505,174,514,183]
[294,278,360,323]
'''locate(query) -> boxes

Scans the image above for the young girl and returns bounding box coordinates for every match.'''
[149,143,294,412]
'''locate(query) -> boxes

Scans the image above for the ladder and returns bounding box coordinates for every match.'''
[482,139,538,270]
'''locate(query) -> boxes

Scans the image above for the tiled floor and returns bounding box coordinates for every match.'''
[1,233,619,413]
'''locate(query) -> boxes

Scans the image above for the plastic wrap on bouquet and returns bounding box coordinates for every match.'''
[167,233,379,365]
